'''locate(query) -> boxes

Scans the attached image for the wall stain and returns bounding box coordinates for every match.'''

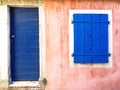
[115,29,118,37]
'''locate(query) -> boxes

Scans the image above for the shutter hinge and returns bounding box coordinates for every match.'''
[71,21,74,24]
[108,53,111,57]
[71,53,74,57]
[108,21,110,24]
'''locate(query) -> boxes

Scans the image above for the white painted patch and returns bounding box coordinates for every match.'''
[69,10,112,68]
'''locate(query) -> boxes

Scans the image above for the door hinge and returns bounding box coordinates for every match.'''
[9,9,11,13]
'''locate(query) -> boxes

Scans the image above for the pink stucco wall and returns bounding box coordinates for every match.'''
[45,0,120,90]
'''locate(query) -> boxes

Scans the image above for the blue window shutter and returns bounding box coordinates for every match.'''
[100,14,109,63]
[73,14,84,63]
[73,14,92,63]
[92,14,108,63]
[73,14,109,64]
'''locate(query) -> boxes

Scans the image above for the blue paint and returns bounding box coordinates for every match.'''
[73,14,109,63]
[10,8,39,81]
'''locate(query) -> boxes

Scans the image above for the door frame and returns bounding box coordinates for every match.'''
[0,5,46,86]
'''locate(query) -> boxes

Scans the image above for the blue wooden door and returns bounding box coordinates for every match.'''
[10,8,39,81]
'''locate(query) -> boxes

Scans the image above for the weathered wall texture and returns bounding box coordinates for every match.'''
[0,0,43,5]
[0,0,120,90]
[45,0,120,90]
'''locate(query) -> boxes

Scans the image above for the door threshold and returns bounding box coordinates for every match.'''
[9,81,39,87]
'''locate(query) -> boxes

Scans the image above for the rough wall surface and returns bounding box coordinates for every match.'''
[0,0,120,90]
[45,0,120,90]
[0,0,43,5]
[0,80,8,90]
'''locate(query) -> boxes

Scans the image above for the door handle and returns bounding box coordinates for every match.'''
[10,35,15,41]
[11,35,15,38]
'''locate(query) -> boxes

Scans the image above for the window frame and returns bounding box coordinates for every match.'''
[69,10,112,68]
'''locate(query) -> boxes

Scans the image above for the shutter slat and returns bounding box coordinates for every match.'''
[92,14,101,63]
[100,14,109,63]
[84,14,92,63]
[74,14,85,63]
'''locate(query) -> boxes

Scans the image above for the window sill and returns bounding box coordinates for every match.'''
[69,59,112,68]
